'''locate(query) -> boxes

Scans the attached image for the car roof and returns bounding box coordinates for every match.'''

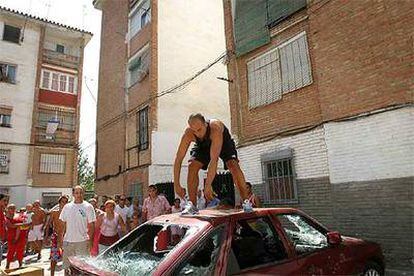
[151,207,301,226]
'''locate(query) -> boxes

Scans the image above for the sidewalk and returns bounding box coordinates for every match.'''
[1,248,64,276]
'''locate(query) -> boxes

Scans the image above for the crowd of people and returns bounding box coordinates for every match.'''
[0,181,260,275]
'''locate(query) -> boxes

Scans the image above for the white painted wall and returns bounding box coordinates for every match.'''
[153,0,231,187]
[0,15,40,190]
[157,0,231,133]
[149,131,208,190]
[238,127,330,185]
[325,107,414,184]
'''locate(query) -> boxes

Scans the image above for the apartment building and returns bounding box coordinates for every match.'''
[222,0,413,270]
[93,0,230,201]
[0,6,91,207]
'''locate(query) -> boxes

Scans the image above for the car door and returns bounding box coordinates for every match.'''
[275,213,351,275]
[224,215,301,275]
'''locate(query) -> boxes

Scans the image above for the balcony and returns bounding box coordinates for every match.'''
[35,127,76,146]
[42,49,80,70]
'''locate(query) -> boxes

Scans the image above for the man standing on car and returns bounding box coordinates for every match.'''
[59,186,96,274]
[174,113,249,207]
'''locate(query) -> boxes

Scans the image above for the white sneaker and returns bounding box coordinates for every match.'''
[181,201,199,215]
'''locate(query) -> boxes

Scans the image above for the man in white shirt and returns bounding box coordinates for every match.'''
[114,195,129,235]
[59,186,96,273]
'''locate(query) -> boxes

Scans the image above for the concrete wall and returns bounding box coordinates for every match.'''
[325,107,414,184]
[0,16,40,190]
[157,0,230,132]
[151,0,231,188]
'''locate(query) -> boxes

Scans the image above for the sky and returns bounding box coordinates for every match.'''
[0,0,101,165]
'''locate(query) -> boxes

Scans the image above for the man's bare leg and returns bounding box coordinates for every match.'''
[37,240,43,260]
[51,260,57,276]
[226,159,249,200]
[187,160,203,205]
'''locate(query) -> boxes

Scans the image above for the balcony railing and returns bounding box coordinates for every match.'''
[42,49,80,70]
[35,127,76,146]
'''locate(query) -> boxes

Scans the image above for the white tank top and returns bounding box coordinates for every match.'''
[100,213,119,237]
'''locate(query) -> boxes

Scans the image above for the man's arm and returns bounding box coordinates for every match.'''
[174,129,193,198]
[204,123,224,201]
[142,199,148,222]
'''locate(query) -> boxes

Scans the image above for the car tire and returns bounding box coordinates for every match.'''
[362,261,384,276]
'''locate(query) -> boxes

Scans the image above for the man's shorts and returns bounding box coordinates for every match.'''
[62,240,89,269]
[190,139,238,170]
[50,232,63,262]
[28,224,44,242]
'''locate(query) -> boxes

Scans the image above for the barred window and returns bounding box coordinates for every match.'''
[40,153,65,174]
[262,152,297,204]
[3,25,20,44]
[137,107,149,150]
[247,32,312,108]
[0,149,11,174]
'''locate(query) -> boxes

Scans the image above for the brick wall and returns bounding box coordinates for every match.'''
[95,0,128,194]
[223,0,413,146]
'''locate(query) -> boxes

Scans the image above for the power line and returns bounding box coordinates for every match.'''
[95,50,228,135]
[83,76,97,103]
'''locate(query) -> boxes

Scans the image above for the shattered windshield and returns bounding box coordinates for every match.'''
[79,223,196,275]
[277,214,328,255]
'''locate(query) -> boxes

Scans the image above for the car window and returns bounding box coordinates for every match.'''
[174,226,225,276]
[228,217,287,273]
[81,223,193,275]
[277,214,328,255]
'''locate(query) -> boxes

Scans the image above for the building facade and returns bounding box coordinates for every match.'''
[93,0,230,202]
[0,6,91,208]
[223,0,413,270]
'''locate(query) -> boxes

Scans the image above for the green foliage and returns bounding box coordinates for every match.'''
[77,146,95,191]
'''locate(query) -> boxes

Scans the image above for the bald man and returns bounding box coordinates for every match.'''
[174,113,248,208]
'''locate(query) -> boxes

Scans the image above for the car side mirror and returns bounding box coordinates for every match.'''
[327,231,342,246]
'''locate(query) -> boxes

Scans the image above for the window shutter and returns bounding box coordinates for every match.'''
[248,49,281,108]
[3,25,21,43]
[267,0,307,27]
[234,0,270,56]
[280,34,312,94]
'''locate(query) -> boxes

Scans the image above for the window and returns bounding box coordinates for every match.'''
[175,226,225,275]
[277,214,328,255]
[129,0,151,39]
[68,76,75,93]
[137,107,149,150]
[41,69,77,93]
[56,44,65,53]
[0,149,11,174]
[39,153,66,174]
[0,114,11,127]
[129,182,143,203]
[2,25,21,44]
[247,32,312,108]
[59,75,67,91]
[38,109,75,131]
[263,158,297,203]
[0,63,17,84]
[51,73,59,90]
[228,217,287,273]
[128,46,150,87]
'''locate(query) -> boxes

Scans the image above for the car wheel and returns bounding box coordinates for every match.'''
[362,261,383,276]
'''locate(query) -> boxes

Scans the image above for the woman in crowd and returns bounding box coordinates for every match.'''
[96,200,126,253]
[89,198,104,256]
[5,204,29,269]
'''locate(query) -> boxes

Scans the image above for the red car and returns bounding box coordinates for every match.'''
[69,208,384,276]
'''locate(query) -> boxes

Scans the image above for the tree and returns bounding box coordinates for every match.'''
[77,146,95,191]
